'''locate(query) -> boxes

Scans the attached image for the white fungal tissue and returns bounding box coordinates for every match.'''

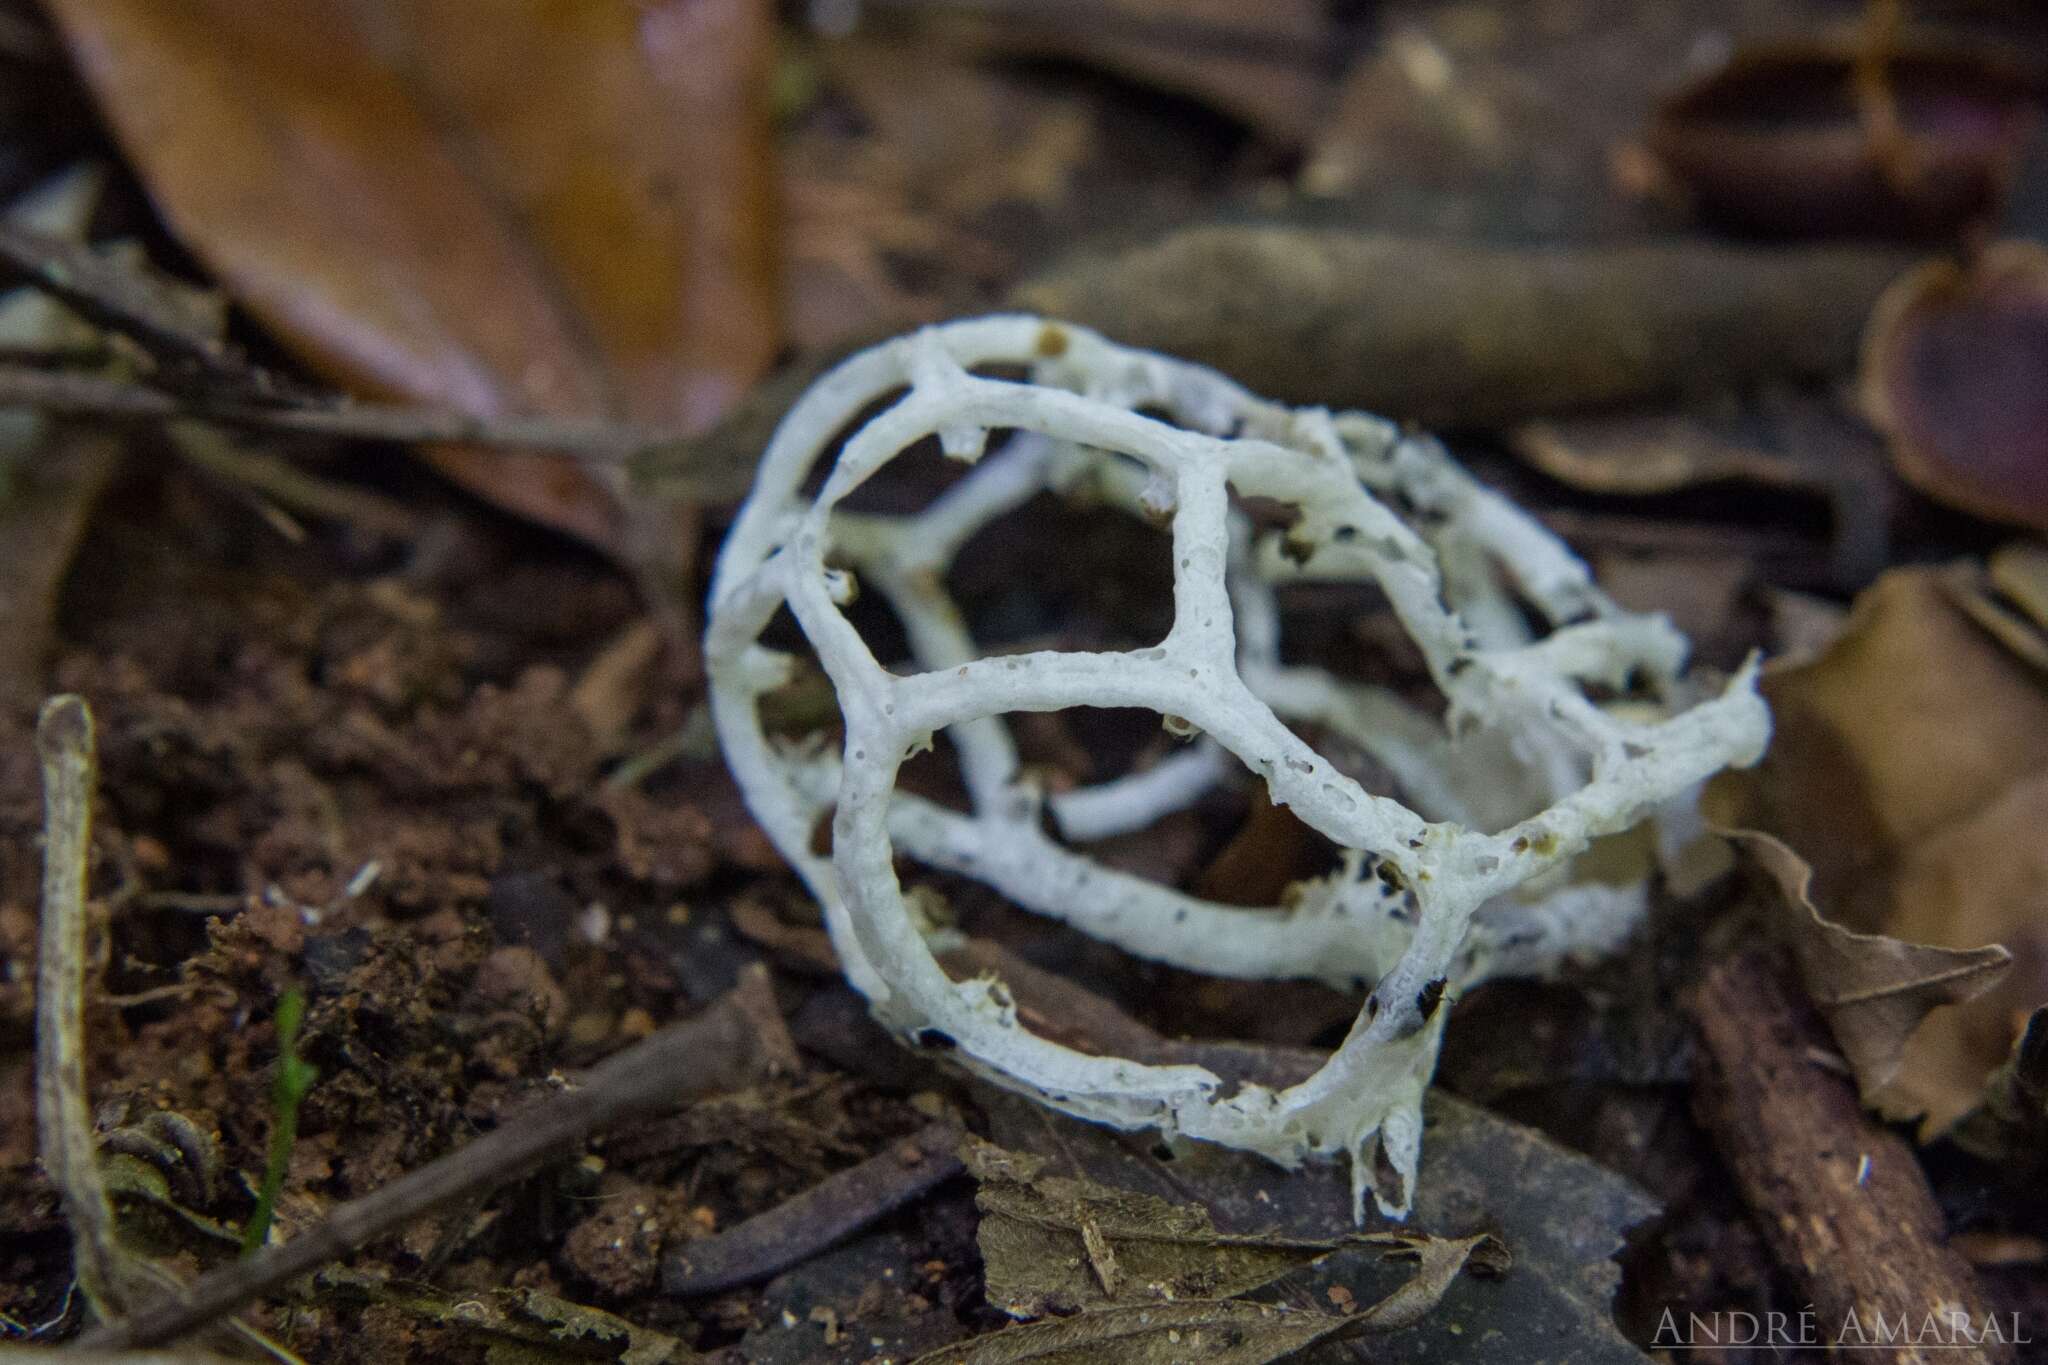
[705,316,1769,1220]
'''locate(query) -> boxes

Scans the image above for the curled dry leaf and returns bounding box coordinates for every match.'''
[960,1137,1499,1320]
[1648,42,2043,240]
[1860,241,2048,533]
[1709,566,2048,1133]
[1727,829,2009,1103]
[41,0,778,550]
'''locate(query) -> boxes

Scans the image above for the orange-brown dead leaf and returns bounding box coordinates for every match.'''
[1710,565,2048,1134]
[1728,830,2008,1111]
[43,0,779,551]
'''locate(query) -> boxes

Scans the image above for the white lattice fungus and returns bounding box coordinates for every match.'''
[705,316,1769,1219]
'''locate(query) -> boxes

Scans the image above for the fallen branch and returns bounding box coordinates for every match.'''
[1691,950,2011,1365]
[1013,230,1914,428]
[81,965,795,1351]
[637,235,1914,503]
[661,1120,965,1296]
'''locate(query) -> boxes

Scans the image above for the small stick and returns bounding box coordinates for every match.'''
[0,1351,240,1364]
[168,423,424,541]
[1691,951,2011,1365]
[661,1121,965,1296]
[82,966,794,1350]
[35,696,123,1314]
[0,363,697,477]
[0,222,254,388]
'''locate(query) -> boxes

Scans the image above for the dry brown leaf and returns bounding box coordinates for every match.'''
[961,1138,1482,1320]
[43,0,778,550]
[1728,830,2009,1102]
[968,1037,1655,1360]
[912,1230,1500,1365]
[1710,566,2048,1132]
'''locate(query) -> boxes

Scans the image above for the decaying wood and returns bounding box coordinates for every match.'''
[637,233,1915,507]
[1014,229,1913,427]
[1691,950,2011,1365]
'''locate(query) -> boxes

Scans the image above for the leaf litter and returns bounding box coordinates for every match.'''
[928,1134,1504,1365]
[961,1136,1504,1319]
[5,0,2048,1359]
[1710,562,2048,1134]
[40,0,779,551]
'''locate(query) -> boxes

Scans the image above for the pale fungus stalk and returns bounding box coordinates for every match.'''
[706,316,1769,1219]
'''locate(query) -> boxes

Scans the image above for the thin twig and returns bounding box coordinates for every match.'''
[35,696,122,1314]
[661,1121,965,1296]
[0,223,255,389]
[33,701,299,1361]
[81,965,794,1351]
[168,423,424,541]
[0,363,684,468]
[0,1351,241,1364]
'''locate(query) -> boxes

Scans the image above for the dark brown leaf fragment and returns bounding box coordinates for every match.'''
[1728,829,2011,1103]
[961,1137,1446,1319]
